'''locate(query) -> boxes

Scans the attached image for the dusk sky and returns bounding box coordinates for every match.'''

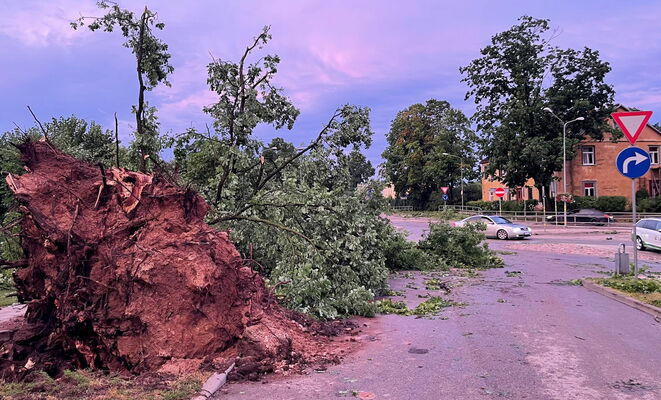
[2,0,660,170]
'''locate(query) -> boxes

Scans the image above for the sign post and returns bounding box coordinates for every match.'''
[494,187,506,215]
[542,186,546,229]
[613,109,654,275]
[440,187,449,210]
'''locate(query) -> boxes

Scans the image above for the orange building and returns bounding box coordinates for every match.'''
[481,106,661,203]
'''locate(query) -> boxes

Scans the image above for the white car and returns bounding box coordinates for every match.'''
[633,217,661,251]
[453,215,532,240]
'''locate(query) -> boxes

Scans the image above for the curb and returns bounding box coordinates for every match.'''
[583,279,661,320]
[190,362,235,400]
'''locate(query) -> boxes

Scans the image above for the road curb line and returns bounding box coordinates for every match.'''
[190,362,235,400]
[583,279,661,320]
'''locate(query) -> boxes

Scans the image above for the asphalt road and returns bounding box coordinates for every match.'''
[217,218,661,400]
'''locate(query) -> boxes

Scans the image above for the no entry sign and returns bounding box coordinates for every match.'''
[494,188,506,198]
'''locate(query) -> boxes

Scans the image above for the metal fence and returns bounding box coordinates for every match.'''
[492,211,661,226]
[437,204,484,213]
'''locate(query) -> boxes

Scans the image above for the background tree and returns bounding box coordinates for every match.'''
[72,1,174,171]
[343,149,375,189]
[461,16,615,198]
[48,116,118,165]
[381,99,477,209]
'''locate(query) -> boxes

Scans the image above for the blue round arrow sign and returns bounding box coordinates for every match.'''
[616,147,651,179]
[442,194,449,201]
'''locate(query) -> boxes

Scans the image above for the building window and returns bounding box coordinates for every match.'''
[649,146,659,165]
[582,146,595,165]
[584,182,596,197]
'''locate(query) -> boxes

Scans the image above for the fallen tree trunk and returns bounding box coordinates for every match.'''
[1,139,340,380]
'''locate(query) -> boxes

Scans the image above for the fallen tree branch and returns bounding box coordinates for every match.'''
[213,215,324,250]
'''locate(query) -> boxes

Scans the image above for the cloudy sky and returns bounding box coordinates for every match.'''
[1,0,659,168]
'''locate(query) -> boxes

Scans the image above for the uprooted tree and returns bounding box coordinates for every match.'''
[1,140,347,380]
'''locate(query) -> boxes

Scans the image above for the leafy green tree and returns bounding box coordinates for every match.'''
[172,27,390,319]
[381,99,477,208]
[460,16,615,197]
[49,116,117,165]
[72,1,174,171]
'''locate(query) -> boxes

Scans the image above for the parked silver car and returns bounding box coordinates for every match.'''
[453,215,532,240]
[633,217,661,251]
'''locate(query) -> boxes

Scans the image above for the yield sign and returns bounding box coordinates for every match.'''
[440,186,449,194]
[611,111,653,145]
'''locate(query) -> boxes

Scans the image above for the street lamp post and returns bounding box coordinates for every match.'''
[442,152,464,210]
[543,107,584,227]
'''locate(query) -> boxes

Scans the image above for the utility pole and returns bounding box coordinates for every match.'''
[543,108,584,228]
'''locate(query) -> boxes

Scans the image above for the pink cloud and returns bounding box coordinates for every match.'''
[0,0,99,46]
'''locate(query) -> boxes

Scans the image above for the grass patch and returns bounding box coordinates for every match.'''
[0,370,205,400]
[161,377,202,400]
[0,289,17,307]
[599,276,661,294]
[63,369,91,388]
[596,275,661,308]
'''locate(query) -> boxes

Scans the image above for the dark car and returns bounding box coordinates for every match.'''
[546,208,614,225]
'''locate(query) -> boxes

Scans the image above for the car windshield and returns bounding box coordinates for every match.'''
[490,216,512,224]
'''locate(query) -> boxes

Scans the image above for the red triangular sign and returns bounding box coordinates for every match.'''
[611,111,653,145]
[440,187,449,194]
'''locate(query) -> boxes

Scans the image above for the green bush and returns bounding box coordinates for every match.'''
[638,197,661,212]
[570,196,597,210]
[596,196,627,212]
[465,199,537,212]
[417,221,504,269]
[636,188,650,201]
[569,196,627,212]
[466,200,490,210]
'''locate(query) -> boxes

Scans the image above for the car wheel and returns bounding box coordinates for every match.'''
[636,236,646,251]
[497,229,508,240]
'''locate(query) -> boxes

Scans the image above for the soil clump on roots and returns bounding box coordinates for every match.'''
[0,139,352,382]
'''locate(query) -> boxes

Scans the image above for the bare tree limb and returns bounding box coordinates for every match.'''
[135,7,148,172]
[27,106,48,140]
[114,112,120,168]
[212,215,323,250]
